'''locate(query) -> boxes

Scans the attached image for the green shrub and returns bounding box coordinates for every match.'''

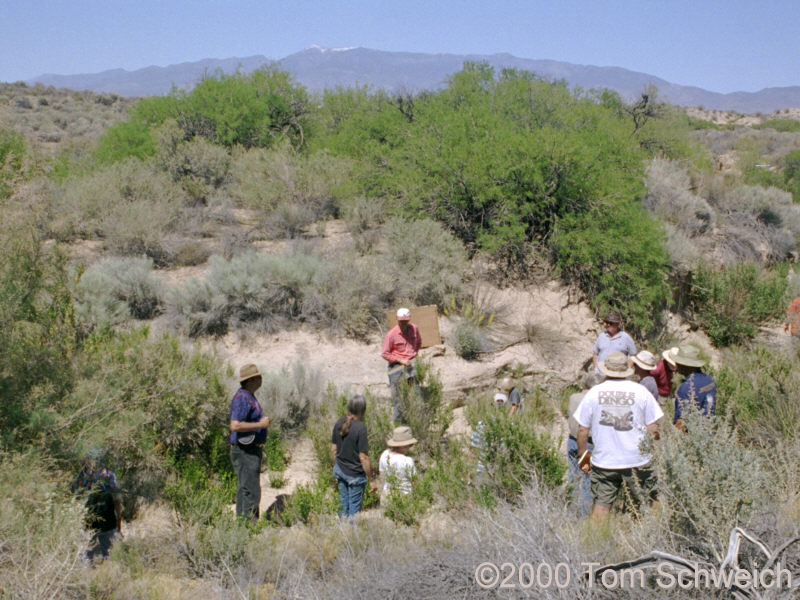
[753,118,800,133]
[382,473,433,527]
[395,359,452,456]
[420,438,474,510]
[552,200,671,336]
[0,128,27,198]
[99,67,310,161]
[265,429,286,472]
[466,402,565,502]
[75,256,162,328]
[94,117,156,164]
[0,221,77,449]
[64,327,230,501]
[164,451,236,526]
[689,262,788,346]
[278,478,337,526]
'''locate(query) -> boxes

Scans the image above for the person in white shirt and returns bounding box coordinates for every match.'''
[574,351,663,520]
[379,426,418,496]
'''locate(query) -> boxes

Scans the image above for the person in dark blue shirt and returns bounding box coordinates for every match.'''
[229,364,270,520]
[672,345,716,431]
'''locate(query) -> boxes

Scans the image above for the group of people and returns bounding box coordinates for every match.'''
[570,312,718,518]
[71,299,798,559]
[226,308,722,521]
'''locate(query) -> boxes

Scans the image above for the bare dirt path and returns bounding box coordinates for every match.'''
[257,435,317,516]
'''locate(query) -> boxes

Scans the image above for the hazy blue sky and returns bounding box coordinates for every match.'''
[1,0,797,93]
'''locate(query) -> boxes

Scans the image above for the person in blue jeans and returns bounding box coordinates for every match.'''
[331,395,377,517]
[567,372,604,516]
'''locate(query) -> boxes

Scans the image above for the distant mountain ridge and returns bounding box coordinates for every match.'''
[27,46,800,113]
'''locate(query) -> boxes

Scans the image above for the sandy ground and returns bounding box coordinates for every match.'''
[257,435,317,516]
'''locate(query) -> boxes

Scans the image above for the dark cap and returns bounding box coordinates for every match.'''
[604,312,621,324]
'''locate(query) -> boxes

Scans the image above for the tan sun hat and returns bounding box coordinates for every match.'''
[387,426,417,447]
[599,351,634,378]
[238,363,263,382]
[672,345,706,368]
[498,377,513,391]
[662,347,680,369]
[631,350,657,371]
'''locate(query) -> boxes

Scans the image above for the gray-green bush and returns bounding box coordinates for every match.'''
[75,256,162,328]
[381,216,467,307]
[653,411,768,563]
[50,158,185,260]
[258,362,326,435]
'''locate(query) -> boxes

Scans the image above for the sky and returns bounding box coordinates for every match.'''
[1,0,798,93]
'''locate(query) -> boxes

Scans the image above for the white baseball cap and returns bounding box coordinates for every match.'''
[396,308,411,321]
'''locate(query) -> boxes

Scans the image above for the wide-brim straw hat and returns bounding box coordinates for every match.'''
[498,377,513,390]
[239,363,263,382]
[387,426,418,447]
[631,350,657,371]
[599,351,634,378]
[662,347,680,369]
[672,345,706,368]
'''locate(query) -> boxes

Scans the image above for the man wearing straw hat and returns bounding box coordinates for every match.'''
[379,426,418,496]
[672,345,716,431]
[574,351,663,519]
[229,364,270,520]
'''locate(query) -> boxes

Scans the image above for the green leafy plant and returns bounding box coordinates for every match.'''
[689,262,788,346]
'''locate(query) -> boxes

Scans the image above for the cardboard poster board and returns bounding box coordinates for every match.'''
[386,305,441,348]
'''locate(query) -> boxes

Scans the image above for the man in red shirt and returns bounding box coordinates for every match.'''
[382,308,422,423]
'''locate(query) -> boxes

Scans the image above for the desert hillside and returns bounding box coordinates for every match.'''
[2,70,800,599]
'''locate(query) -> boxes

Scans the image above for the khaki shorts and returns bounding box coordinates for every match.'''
[590,464,657,508]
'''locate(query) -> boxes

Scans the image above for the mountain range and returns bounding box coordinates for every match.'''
[28,46,800,113]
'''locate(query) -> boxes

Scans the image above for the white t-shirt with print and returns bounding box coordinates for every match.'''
[573,379,663,469]
[379,449,416,495]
